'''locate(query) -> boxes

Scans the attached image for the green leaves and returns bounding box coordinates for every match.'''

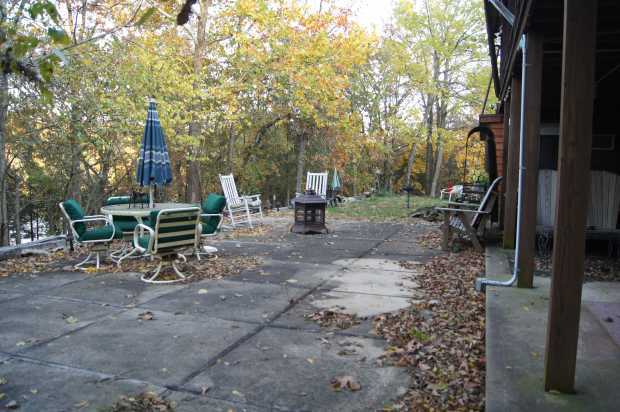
[136,7,157,26]
[28,1,60,23]
[47,28,71,45]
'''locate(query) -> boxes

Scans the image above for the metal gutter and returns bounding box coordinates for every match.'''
[488,0,515,26]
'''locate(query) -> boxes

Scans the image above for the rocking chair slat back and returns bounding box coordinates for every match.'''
[219,174,242,206]
[306,172,328,198]
[471,176,503,229]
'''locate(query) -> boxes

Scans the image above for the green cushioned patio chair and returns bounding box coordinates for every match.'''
[126,207,201,284]
[59,199,121,269]
[197,193,226,260]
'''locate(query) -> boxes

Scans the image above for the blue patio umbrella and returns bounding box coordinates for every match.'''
[136,100,172,208]
[331,168,341,190]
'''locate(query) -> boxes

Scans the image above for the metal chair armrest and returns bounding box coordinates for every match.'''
[201,213,224,232]
[71,216,116,242]
[447,201,479,209]
[436,207,490,214]
[133,223,155,252]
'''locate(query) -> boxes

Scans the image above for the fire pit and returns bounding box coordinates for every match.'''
[291,190,328,234]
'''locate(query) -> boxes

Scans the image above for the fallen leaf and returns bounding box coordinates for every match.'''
[74,400,89,409]
[0,377,6,385]
[198,288,208,294]
[138,311,154,321]
[331,375,361,391]
[306,358,314,364]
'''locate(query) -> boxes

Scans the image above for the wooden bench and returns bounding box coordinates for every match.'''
[436,176,503,252]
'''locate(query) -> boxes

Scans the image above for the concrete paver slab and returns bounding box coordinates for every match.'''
[0,295,119,353]
[43,271,186,307]
[232,258,338,289]
[0,271,88,294]
[333,258,418,273]
[164,390,266,412]
[323,267,421,298]
[24,308,258,387]
[0,357,163,412]
[0,290,22,303]
[184,328,408,411]
[272,290,388,337]
[140,279,308,323]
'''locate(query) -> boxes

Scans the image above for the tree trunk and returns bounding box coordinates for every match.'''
[424,101,434,195]
[0,72,9,246]
[15,176,21,245]
[430,138,444,197]
[186,0,211,203]
[405,143,417,188]
[227,125,235,174]
[295,133,306,194]
[67,104,82,200]
[424,51,440,195]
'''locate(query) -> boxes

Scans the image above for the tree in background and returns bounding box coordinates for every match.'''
[3,0,493,245]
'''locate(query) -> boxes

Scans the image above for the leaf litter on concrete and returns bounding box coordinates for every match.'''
[375,249,486,411]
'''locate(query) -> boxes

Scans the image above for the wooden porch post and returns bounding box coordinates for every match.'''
[498,99,511,229]
[502,76,521,249]
[517,31,544,288]
[544,0,597,393]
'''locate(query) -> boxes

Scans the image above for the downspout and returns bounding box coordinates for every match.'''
[476,34,527,291]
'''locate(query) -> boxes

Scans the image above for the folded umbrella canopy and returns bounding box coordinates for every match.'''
[136,100,172,208]
[331,168,341,190]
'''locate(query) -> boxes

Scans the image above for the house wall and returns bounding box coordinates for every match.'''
[479,114,505,178]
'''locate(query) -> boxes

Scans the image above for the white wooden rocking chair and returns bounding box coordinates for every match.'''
[219,174,263,228]
[436,176,503,252]
[305,171,328,198]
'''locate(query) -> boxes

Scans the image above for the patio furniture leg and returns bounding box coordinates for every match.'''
[459,211,483,252]
[195,245,218,261]
[442,213,451,251]
[116,247,140,267]
[247,208,254,228]
[75,252,95,270]
[141,254,194,284]
[96,252,100,269]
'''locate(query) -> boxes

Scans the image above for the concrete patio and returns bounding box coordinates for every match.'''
[0,218,437,411]
[484,247,620,411]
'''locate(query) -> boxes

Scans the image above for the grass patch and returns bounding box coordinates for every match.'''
[408,328,431,342]
[328,194,445,221]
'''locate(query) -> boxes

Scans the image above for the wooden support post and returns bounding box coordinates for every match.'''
[544,0,597,393]
[517,31,544,288]
[502,77,521,249]
[498,99,511,229]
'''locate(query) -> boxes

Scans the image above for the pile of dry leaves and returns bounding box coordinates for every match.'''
[415,231,443,250]
[375,249,486,411]
[0,250,69,278]
[221,225,273,240]
[0,246,261,284]
[305,307,362,329]
[103,392,174,412]
[536,255,620,282]
[108,253,261,283]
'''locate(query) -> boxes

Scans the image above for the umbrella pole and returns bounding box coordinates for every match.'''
[149,184,154,208]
